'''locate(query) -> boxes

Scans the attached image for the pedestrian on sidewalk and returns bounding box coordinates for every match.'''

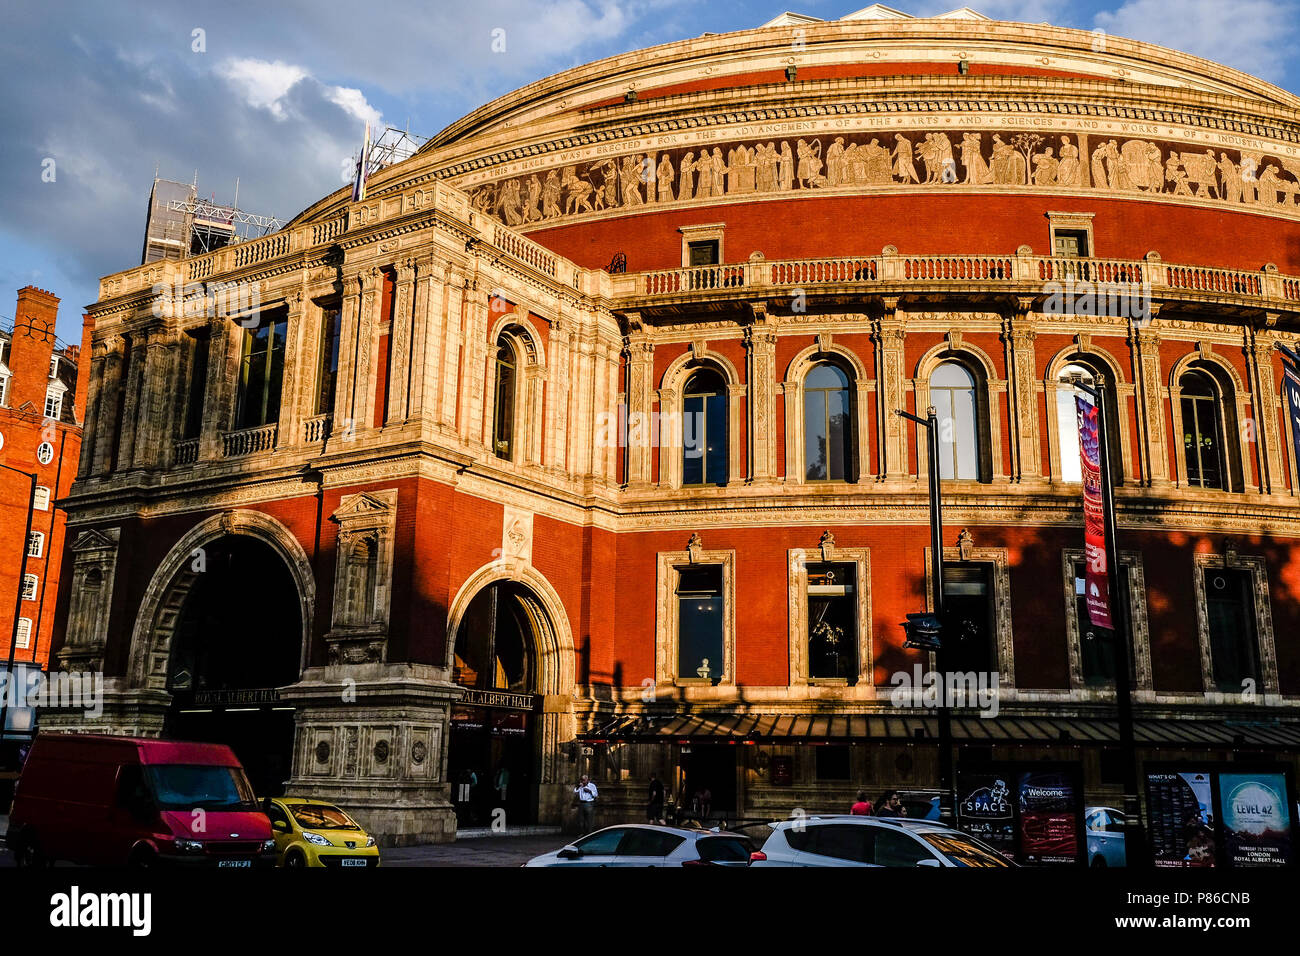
[573,774,598,834]
[647,774,665,824]
[850,791,873,815]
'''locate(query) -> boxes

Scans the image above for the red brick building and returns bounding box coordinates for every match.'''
[49,13,1300,843]
[1,287,89,676]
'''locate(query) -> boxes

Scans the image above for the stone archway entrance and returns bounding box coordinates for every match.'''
[162,534,302,796]
[446,567,575,830]
[128,510,315,798]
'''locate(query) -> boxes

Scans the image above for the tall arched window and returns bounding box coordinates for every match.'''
[682,368,728,486]
[492,336,517,460]
[930,362,979,480]
[1180,370,1225,489]
[804,362,853,481]
[1056,364,1094,483]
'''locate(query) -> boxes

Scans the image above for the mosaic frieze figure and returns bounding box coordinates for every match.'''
[467,129,1300,227]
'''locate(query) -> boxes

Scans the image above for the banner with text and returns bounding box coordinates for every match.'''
[1283,359,1300,476]
[1076,396,1113,629]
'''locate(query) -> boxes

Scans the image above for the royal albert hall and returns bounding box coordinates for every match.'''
[50,9,1300,842]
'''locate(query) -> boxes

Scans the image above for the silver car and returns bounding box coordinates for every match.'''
[525,824,754,867]
[750,815,1014,867]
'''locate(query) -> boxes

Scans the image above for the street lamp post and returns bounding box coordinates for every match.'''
[896,405,956,825]
[1070,373,1148,868]
[0,463,39,740]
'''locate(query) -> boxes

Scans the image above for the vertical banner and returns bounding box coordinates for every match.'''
[1283,359,1300,472]
[1075,396,1113,629]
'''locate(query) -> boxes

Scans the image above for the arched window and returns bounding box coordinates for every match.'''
[492,336,517,460]
[1180,370,1225,490]
[930,362,979,480]
[682,368,728,486]
[344,537,378,626]
[1055,360,1123,486]
[804,362,853,481]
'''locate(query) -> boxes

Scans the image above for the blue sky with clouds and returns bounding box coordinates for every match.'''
[2,0,1297,342]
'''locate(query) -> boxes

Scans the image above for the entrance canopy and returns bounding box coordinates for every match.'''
[582,713,1300,750]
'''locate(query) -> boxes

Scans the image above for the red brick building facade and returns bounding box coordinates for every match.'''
[1,287,88,674]
[49,16,1300,842]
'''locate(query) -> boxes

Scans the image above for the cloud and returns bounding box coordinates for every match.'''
[217,59,310,119]
[1093,0,1299,83]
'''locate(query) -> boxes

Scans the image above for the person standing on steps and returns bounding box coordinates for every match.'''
[574,774,598,834]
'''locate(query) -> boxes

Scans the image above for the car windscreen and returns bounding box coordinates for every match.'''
[288,804,359,830]
[145,764,258,811]
[919,832,1013,867]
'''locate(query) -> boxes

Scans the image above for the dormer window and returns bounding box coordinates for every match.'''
[45,387,63,421]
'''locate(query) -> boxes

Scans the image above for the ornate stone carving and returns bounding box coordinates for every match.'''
[326,489,399,665]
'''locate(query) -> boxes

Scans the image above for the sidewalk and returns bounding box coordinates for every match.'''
[382,832,565,867]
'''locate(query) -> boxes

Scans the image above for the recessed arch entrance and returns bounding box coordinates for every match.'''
[129,510,315,797]
[445,565,575,829]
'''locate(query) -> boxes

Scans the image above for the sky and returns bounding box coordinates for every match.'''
[2,0,1298,343]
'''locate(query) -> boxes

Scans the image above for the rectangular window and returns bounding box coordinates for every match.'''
[1205,567,1260,692]
[15,618,32,649]
[1052,228,1090,257]
[0,374,8,406]
[1072,562,1133,687]
[677,565,724,684]
[27,532,44,559]
[807,563,857,681]
[235,311,287,429]
[33,486,51,511]
[316,306,342,416]
[688,240,719,266]
[941,563,995,674]
[21,574,38,601]
[183,327,210,439]
[44,390,63,420]
[815,745,851,781]
[50,356,59,378]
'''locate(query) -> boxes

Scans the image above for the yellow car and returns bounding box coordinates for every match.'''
[263,797,381,868]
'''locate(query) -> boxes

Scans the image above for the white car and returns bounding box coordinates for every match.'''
[524,824,754,867]
[749,815,1014,867]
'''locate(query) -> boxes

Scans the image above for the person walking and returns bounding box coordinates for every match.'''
[875,791,899,817]
[850,791,873,815]
[573,774,598,834]
[647,774,665,824]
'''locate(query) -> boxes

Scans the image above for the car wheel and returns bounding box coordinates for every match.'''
[127,846,157,869]
[284,849,307,869]
[1091,856,1107,868]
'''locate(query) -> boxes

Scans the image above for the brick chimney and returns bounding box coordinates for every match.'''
[8,286,60,415]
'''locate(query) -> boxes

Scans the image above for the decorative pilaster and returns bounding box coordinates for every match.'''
[1247,325,1285,495]
[198,316,238,462]
[330,274,364,445]
[438,274,465,432]
[872,300,909,480]
[276,290,307,448]
[546,313,573,474]
[457,285,490,447]
[745,304,778,483]
[1130,315,1170,486]
[1002,301,1041,481]
[407,256,445,427]
[386,258,417,425]
[625,320,655,487]
[356,267,383,433]
[114,329,150,471]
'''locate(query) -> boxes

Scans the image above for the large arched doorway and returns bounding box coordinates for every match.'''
[448,581,547,828]
[159,534,304,797]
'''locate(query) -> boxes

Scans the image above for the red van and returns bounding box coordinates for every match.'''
[5,734,275,868]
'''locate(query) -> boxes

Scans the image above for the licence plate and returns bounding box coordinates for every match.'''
[217,860,252,868]
[340,858,367,867]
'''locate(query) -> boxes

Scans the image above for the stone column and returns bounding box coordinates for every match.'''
[386,258,418,426]
[355,267,383,433]
[872,302,909,480]
[745,308,779,483]
[276,291,307,449]
[457,286,490,447]
[113,329,150,471]
[407,256,446,428]
[625,324,655,488]
[1130,317,1170,486]
[546,313,573,475]
[131,325,181,471]
[329,274,364,446]
[439,273,465,434]
[1002,301,1041,481]
[81,339,111,477]
[199,316,241,461]
[1248,324,1286,495]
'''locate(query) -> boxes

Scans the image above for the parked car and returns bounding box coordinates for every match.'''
[1085,806,1128,867]
[525,824,754,867]
[5,734,275,868]
[749,815,1014,867]
[264,797,380,868]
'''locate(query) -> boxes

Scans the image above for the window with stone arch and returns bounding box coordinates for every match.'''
[1177,363,1242,492]
[344,535,379,626]
[803,360,854,482]
[929,361,983,480]
[682,367,728,486]
[1054,359,1123,485]
[492,334,519,461]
